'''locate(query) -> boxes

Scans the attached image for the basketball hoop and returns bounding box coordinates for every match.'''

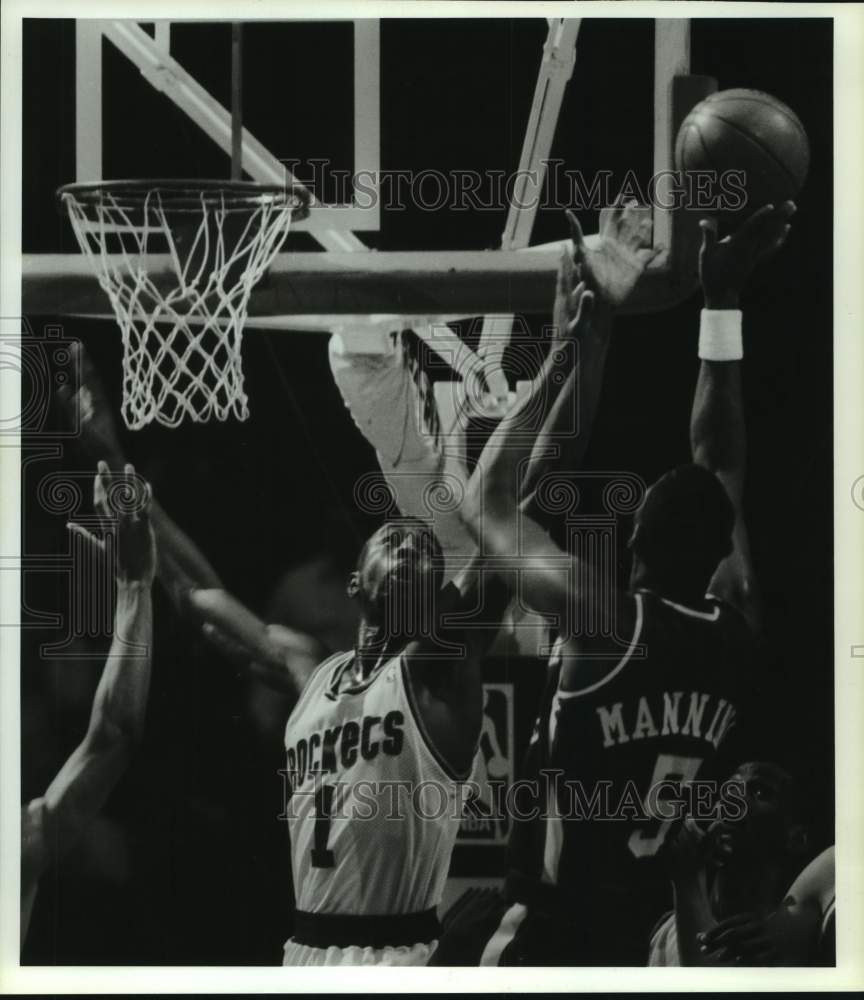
[58,179,311,430]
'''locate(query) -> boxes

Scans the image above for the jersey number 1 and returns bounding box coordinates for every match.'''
[311,783,336,868]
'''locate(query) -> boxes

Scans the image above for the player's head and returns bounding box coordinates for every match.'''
[711,761,809,867]
[628,464,734,594]
[348,517,444,632]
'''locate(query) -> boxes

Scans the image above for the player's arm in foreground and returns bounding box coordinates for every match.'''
[462,202,660,625]
[520,205,652,508]
[651,817,731,966]
[698,845,834,965]
[58,347,319,696]
[329,321,476,582]
[21,465,155,940]
[399,548,511,777]
[690,202,796,630]
[396,211,624,775]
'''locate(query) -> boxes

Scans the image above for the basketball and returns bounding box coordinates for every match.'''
[675,88,810,211]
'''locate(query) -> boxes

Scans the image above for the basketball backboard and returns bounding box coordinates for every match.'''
[21,17,715,324]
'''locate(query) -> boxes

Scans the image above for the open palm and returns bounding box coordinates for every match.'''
[700,201,796,308]
[569,201,663,307]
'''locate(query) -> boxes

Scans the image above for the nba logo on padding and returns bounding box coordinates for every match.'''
[459,684,514,845]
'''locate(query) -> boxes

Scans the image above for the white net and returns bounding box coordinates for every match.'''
[60,183,307,429]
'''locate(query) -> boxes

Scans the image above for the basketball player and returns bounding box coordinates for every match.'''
[60,351,515,965]
[451,200,796,965]
[648,762,832,966]
[329,314,557,661]
[21,463,155,945]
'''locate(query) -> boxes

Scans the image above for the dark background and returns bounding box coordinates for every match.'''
[20,18,833,963]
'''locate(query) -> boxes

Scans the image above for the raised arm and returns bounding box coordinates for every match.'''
[461,284,600,621]
[58,345,317,695]
[23,464,155,909]
[521,206,654,504]
[691,202,796,629]
[654,818,727,966]
[463,202,660,619]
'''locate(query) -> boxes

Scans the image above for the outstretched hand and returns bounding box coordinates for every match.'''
[57,342,126,469]
[697,898,821,965]
[567,201,663,308]
[699,201,796,309]
[67,461,156,586]
[552,244,595,346]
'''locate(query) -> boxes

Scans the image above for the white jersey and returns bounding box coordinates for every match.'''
[283,650,476,925]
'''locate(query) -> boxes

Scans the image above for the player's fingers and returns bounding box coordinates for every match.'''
[742,203,776,231]
[66,522,103,551]
[704,911,757,932]
[766,224,791,255]
[556,249,569,295]
[66,340,83,387]
[682,816,706,839]
[641,243,666,267]
[700,913,754,944]
[620,198,643,229]
[742,205,788,250]
[94,460,110,509]
[579,290,595,327]
[566,209,586,254]
[56,384,82,434]
[751,215,790,259]
[598,198,625,233]
[636,216,654,246]
[561,247,576,290]
[699,941,730,960]
[701,920,761,948]
[755,201,795,231]
[609,192,632,213]
[73,340,100,393]
[567,290,595,335]
[699,218,719,252]
[129,482,153,533]
[568,279,587,314]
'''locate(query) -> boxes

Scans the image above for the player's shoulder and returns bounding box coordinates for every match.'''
[708,591,756,629]
[789,845,835,910]
[639,587,755,642]
[20,800,47,948]
[554,590,642,695]
[21,797,49,874]
[646,909,678,967]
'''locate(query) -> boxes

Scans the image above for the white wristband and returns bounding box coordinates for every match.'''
[699,309,743,361]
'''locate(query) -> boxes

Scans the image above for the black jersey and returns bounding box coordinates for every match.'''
[507,587,756,912]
